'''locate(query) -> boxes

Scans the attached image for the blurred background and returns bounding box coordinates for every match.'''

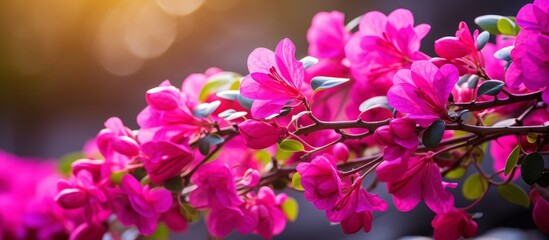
[1,0,544,239]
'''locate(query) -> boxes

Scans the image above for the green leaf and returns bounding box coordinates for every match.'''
[144,223,169,240]
[527,132,539,144]
[538,172,549,187]
[281,196,299,221]
[463,173,488,200]
[497,17,516,35]
[110,170,126,184]
[237,94,254,110]
[198,139,211,156]
[422,119,445,148]
[275,145,293,161]
[255,150,272,165]
[279,139,305,152]
[476,31,490,51]
[345,15,362,31]
[164,176,183,192]
[358,96,394,113]
[477,80,505,97]
[225,111,248,121]
[475,15,503,35]
[198,72,240,101]
[310,76,349,92]
[218,109,237,118]
[521,152,544,185]
[179,202,200,223]
[193,100,221,118]
[445,167,467,180]
[300,56,319,69]
[58,152,84,177]
[204,134,225,145]
[291,172,304,191]
[216,90,239,100]
[504,145,520,175]
[494,46,513,61]
[497,183,530,208]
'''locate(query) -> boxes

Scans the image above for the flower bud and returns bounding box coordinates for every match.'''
[55,188,88,209]
[332,143,349,162]
[239,168,260,187]
[71,159,103,181]
[146,85,181,111]
[373,126,395,146]
[434,37,470,59]
[389,118,416,140]
[113,136,140,157]
[238,120,282,149]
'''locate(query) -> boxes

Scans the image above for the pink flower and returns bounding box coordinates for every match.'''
[530,188,549,233]
[95,117,137,175]
[374,118,418,161]
[296,154,342,210]
[240,38,306,118]
[431,209,478,240]
[326,176,387,223]
[206,206,256,238]
[189,161,243,209]
[55,170,107,210]
[141,141,194,184]
[137,80,210,143]
[307,11,351,59]
[111,175,172,235]
[376,154,455,213]
[387,60,459,127]
[70,223,108,240]
[161,205,188,232]
[346,9,430,83]
[340,211,373,234]
[506,0,549,103]
[434,22,484,75]
[238,119,284,149]
[244,187,288,239]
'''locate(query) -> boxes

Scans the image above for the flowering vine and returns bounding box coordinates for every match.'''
[2,1,548,240]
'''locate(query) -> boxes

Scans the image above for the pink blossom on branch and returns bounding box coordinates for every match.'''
[346,9,430,83]
[506,0,549,103]
[387,60,459,127]
[110,175,172,236]
[376,154,455,214]
[431,208,478,240]
[238,119,285,149]
[240,38,306,118]
[374,118,418,161]
[296,154,342,210]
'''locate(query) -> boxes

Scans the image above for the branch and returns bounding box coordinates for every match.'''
[453,91,541,111]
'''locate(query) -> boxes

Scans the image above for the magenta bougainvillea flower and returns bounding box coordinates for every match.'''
[387,60,459,127]
[374,118,418,161]
[431,209,478,240]
[346,9,430,83]
[245,187,288,239]
[238,119,284,149]
[376,154,455,213]
[55,170,107,210]
[189,161,243,209]
[530,188,549,233]
[240,38,306,118]
[95,117,137,175]
[112,175,172,235]
[434,22,484,76]
[506,0,549,103]
[140,140,194,184]
[307,11,351,60]
[138,80,210,143]
[340,211,374,234]
[206,206,255,238]
[296,154,342,210]
[325,176,387,223]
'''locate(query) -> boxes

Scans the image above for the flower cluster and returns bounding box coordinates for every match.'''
[2,1,548,240]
